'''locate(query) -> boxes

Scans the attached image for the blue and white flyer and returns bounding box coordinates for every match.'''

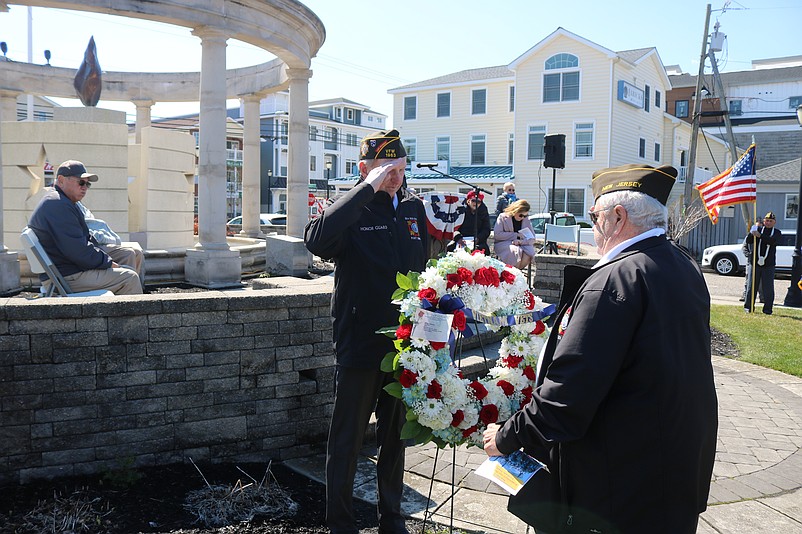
[475,450,546,495]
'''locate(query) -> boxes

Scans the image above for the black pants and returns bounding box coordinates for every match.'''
[745,264,775,313]
[326,365,407,533]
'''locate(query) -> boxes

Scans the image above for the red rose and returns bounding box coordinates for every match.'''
[469,381,488,400]
[396,323,412,340]
[479,404,499,425]
[457,370,465,379]
[430,341,447,351]
[399,369,418,388]
[503,355,524,368]
[451,410,465,427]
[497,380,514,396]
[417,287,439,306]
[452,310,467,331]
[524,291,536,310]
[457,267,474,285]
[530,321,546,336]
[474,267,500,287]
[446,273,461,289]
[462,425,478,438]
[523,365,536,380]
[521,386,533,403]
[426,380,443,399]
[501,270,516,284]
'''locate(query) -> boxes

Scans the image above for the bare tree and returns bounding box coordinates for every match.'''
[667,197,709,242]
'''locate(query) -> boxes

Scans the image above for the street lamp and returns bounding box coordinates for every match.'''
[325,160,332,200]
[266,169,273,213]
[783,104,802,307]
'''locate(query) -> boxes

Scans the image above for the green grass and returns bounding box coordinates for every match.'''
[711,304,802,377]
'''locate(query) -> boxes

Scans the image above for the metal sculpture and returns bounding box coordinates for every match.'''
[73,37,102,106]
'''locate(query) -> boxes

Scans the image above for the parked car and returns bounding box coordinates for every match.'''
[226,213,286,236]
[701,231,796,276]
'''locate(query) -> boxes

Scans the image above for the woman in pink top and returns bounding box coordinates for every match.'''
[493,199,536,269]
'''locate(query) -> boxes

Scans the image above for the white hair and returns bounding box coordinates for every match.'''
[597,190,668,231]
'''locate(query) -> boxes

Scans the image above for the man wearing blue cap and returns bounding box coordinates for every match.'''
[27,160,142,295]
[305,130,427,534]
[484,164,717,534]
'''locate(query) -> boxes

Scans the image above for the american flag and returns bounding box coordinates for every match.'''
[696,144,757,224]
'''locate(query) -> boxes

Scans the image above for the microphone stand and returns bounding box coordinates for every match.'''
[418,165,492,254]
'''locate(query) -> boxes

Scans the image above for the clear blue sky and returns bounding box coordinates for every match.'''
[1,0,800,125]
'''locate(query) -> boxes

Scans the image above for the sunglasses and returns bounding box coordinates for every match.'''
[588,206,614,225]
[515,212,529,219]
[69,176,92,188]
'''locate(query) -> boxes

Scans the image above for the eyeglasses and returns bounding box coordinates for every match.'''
[588,206,614,225]
[69,176,92,188]
[515,212,529,219]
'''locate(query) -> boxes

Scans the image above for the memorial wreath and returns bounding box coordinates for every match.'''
[379,249,555,448]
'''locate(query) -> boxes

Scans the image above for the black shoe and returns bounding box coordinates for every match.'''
[763,310,772,315]
[739,296,745,302]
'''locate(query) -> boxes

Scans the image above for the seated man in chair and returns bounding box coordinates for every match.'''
[27,160,142,295]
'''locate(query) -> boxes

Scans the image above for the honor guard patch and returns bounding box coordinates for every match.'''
[406,218,421,240]
[557,306,572,339]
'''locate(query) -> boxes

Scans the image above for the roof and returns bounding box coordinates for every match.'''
[389,66,513,92]
[669,65,802,88]
[616,47,655,64]
[757,157,802,184]
[309,97,376,111]
[407,165,513,182]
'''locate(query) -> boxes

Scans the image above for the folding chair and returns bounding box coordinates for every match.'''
[20,227,113,297]
[543,224,581,256]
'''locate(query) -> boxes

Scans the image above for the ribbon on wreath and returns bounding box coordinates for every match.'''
[420,293,475,338]
[467,303,557,327]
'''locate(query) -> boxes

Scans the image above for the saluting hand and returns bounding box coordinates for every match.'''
[364,158,407,193]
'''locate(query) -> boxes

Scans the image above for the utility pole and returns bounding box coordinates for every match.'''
[683,4,711,209]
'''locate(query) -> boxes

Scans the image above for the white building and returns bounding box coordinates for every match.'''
[389,28,729,223]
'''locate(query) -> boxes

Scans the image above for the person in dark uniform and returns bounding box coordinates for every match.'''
[744,211,782,315]
[483,164,718,534]
[304,129,428,534]
[741,218,764,303]
[459,191,491,254]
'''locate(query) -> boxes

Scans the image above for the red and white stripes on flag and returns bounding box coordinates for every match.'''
[696,144,757,224]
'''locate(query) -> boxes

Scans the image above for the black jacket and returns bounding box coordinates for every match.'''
[743,226,782,267]
[497,236,717,533]
[27,186,112,279]
[460,202,491,253]
[304,182,428,368]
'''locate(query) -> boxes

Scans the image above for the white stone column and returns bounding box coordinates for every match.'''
[0,90,22,295]
[185,26,241,288]
[286,68,312,238]
[241,95,263,238]
[133,99,153,144]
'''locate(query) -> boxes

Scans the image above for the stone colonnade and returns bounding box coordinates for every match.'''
[0,0,325,292]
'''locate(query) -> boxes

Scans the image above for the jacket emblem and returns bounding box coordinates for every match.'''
[558,306,572,339]
[406,218,421,240]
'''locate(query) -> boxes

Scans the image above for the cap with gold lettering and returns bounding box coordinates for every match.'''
[359,129,407,160]
[591,164,677,205]
[764,211,776,220]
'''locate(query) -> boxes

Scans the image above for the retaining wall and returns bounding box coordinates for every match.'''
[0,276,334,485]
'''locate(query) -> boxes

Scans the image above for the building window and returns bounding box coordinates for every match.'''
[472,89,487,115]
[549,187,584,214]
[509,86,515,112]
[403,138,416,165]
[404,96,417,120]
[543,53,579,103]
[345,133,358,146]
[471,134,486,165]
[346,109,354,121]
[729,100,743,116]
[437,92,451,118]
[655,90,662,110]
[508,133,514,164]
[310,155,316,171]
[639,138,646,158]
[644,84,651,112]
[309,125,317,141]
[436,136,450,161]
[325,127,338,150]
[654,142,661,162]
[527,125,546,160]
[675,100,689,118]
[786,193,799,220]
[574,122,594,158]
[280,121,288,145]
[346,160,357,175]
[790,96,802,108]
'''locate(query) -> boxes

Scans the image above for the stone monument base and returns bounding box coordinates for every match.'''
[266,235,311,277]
[0,251,22,296]
[184,248,242,289]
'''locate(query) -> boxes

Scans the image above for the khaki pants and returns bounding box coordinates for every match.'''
[102,242,144,279]
[51,267,142,295]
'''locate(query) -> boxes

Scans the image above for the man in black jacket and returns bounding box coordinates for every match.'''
[744,212,782,314]
[483,164,717,534]
[305,130,428,534]
[27,161,142,295]
[460,191,491,254]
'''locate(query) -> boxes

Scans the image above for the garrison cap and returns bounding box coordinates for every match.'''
[359,129,407,160]
[591,164,677,205]
[764,211,776,220]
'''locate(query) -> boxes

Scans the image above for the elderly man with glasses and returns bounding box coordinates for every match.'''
[484,164,717,534]
[26,160,142,295]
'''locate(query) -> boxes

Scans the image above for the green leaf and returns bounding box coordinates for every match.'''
[405,409,418,422]
[391,288,407,301]
[408,271,420,289]
[380,352,397,373]
[393,338,407,351]
[384,381,403,399]
[396,272,413,290]
[376,326,398,338]
[400,419,424,440]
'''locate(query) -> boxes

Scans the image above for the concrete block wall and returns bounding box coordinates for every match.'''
[0,276,335,485]
[531,253,598,304]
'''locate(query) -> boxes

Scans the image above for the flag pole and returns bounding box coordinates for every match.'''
[748,200,758,312]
